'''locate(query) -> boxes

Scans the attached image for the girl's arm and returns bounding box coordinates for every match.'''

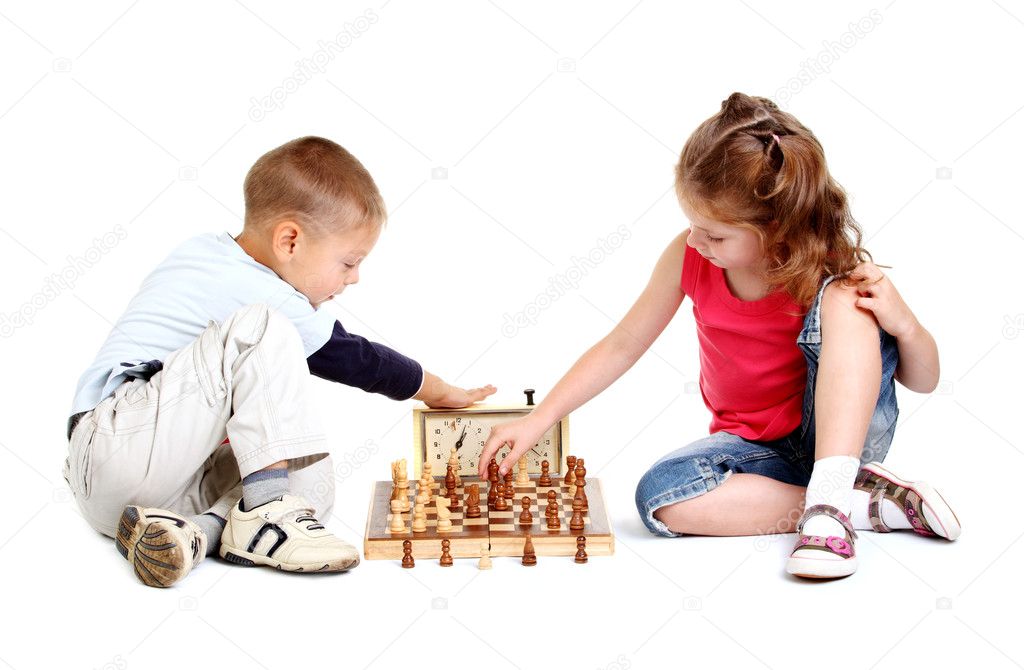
[891,320,940,394]
[477,230,690,477]
[848,262,940,393]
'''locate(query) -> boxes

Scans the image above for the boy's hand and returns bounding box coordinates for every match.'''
[415,370,495,408]
[423,383,496,409]
[847,262,919,339]
[477,414,548,479]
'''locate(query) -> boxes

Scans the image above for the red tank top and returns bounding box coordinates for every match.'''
[681,240,808,441]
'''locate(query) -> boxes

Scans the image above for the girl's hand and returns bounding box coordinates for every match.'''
[477,414,549,478]
[847,261,919,339]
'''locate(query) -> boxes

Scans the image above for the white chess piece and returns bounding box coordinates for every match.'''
[516,455,529,485]
[412,501,427,533]
[436,498,453,532]
[478,545,492,570]
[389,499,406,533]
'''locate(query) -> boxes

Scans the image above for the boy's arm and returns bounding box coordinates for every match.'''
[307,320,423,400]
[307,320,494,407]
[848,262,939,394]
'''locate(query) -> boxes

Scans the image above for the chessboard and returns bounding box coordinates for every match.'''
[363,475,614,560]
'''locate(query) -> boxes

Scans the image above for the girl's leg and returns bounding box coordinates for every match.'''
[812,280,883,462]
[653,473,806,536]
[635,432,809,537]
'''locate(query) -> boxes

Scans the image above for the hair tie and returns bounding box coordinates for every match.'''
[771,133,780,144]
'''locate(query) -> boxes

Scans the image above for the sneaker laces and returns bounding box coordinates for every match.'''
[268,502,325,531]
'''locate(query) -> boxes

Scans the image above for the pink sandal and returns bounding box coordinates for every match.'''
[854,462,961,540]
[786,504,859,579]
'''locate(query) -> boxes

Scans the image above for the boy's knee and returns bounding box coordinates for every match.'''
[224,303,302,348]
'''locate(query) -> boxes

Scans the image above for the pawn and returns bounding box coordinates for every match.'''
[494,482,508,511]
[503,471,514,499]
[412,501,427,533]
[389,499,406,533]
[574,536,588,564]
[569,496,585,532]
[488,457,499,484]
[522,533,537,566]
[545,490,560,529]
[445,464,457,498]
[516,455,529,485]
[519,496,533,525]
[465,484,481,519]
[448,447,462,488]
[439,539,453,567]
[478,544,492,570]
[402,539,415,568]
[538,460,552,487]
[487,479,498,509]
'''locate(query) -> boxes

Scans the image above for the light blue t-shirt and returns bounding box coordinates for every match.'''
[69,231,336,420]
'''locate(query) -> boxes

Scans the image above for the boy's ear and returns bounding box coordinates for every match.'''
[270,220,301,261]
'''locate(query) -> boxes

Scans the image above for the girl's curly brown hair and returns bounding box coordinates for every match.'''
[676,92,874,308]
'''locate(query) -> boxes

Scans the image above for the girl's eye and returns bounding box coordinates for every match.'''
[707,236,723,243]
[343,263,356,269]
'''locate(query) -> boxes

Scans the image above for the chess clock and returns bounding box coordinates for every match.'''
[412,389,569,477]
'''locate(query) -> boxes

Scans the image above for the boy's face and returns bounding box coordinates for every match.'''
[267,221,381,308]
[680,199,766,272]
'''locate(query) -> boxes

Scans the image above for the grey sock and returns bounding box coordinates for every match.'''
[190,513,226,556]
[241,468,289,512]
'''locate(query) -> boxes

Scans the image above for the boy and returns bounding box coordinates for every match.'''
[64,136,494,587]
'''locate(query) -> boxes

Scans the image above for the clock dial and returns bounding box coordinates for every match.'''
[421,411,560,475]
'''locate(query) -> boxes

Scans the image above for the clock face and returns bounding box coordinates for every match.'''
[420,410,561,476]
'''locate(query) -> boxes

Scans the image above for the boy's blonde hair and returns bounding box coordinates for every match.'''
[676,93,873,308]
[243,136,386,237]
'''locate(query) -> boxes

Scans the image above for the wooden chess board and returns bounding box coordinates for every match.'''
[364,476,614,560]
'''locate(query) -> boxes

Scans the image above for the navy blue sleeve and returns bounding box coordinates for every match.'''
[306,320,424,401]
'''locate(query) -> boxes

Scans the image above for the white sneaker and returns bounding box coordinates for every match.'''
[219,495,359,573]
[116,505,207,588]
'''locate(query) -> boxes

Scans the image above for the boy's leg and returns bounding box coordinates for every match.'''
[73,303,329,537]
[70,303,358,584]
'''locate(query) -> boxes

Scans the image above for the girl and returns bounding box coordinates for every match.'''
[478,92,960,579]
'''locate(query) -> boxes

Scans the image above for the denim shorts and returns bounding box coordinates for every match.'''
[635,275,900,537]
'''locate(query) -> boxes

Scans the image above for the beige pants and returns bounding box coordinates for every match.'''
[64,304,336,538]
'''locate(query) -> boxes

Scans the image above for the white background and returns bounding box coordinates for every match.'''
[1,1,1022,668]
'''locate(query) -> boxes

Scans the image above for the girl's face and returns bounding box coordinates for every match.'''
[681,200,766,272]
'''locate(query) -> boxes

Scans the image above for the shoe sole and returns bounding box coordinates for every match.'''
[786,555,859,579]
[218,544,359,573]
[863,462,962,541]
[116,506,189,588]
